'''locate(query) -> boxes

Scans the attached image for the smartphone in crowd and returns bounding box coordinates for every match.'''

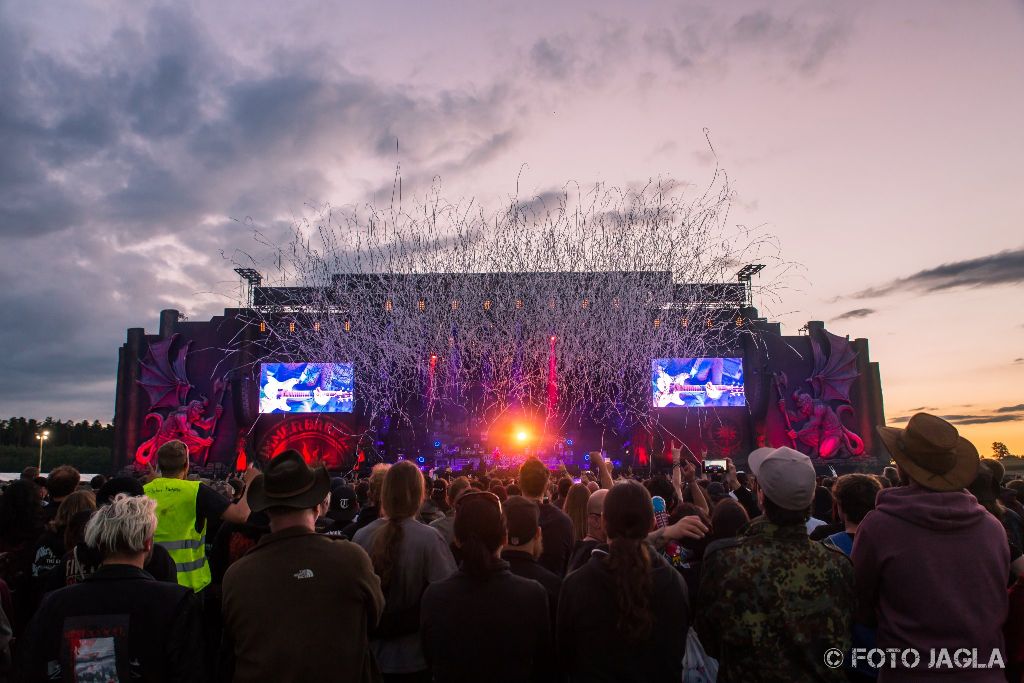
[704,459,727,474]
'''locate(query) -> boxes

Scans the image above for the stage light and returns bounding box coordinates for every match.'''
[385,299,393,312]
[314,322,320,332]
[515,430,529,443]
[581,299,589,309]
[735,316,744,327]
[433,440,442,449]
[565,438,574,446]
[681,318,689,328]
[653,318,661,329]
[515,299,523,309]
[344,320,351,332]
[451,300,459,310]
[417,456,426,464]
[418,299,426,311]
[706,317,714,328]
[550,335,556,342]
[259,321,266,333]
[289,322,296,333]
[483,300,492,311]
[583,453,590,461]
[613,460,622,467]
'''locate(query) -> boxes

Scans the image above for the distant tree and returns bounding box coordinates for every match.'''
[993,442,1012,459]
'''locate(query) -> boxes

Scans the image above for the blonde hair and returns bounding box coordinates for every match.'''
[368,463,391,504]
[84,494,157,555]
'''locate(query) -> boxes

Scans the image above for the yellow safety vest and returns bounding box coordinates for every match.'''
[144,477,211,592]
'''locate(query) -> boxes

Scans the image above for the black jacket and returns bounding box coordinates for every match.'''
[538,503,574,576]
[557,548,689,683]
[21,564,203,682]
[341,504,380,540]
[501,549,561,628]
[421,562,555,683]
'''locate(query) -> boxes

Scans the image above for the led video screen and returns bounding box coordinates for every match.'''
[260,362,354,414]
[652,357,745,408]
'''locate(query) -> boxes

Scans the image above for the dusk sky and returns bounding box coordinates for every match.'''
[1,1,1022,452]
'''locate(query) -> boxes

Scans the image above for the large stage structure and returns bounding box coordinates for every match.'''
[113,270,885,473]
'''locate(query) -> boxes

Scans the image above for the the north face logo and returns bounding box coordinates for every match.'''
[293,569,314,580]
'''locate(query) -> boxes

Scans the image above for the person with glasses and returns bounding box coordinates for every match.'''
[421,491,555,683]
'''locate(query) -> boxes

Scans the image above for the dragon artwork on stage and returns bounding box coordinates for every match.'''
[134,334,227,466]
[775,330,866,459]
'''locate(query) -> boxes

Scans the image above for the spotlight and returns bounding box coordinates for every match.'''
[515,430,528,443]
[583,453,590,461]
[417,456,425,464]
[565,438,574,446]
[433,440,442,449]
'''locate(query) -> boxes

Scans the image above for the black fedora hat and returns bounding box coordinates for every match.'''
[247,450,331,512]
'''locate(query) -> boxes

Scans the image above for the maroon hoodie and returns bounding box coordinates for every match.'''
[853,483,1009,682]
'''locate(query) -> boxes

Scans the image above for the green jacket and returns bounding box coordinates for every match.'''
[695,517,853,683]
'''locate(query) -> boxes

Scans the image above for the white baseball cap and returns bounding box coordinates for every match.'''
[748,446,816,511]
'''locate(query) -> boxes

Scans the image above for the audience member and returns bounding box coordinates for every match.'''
[558,481,690,681]
[221,452,384,683]
[697,446,853,682]
[519,458,575,576]
[343,464,390,539]
[422,492,554,682]
[500,495,561,627]
[22,494,203,681]
[354,461,456,683]
[854,414,1009,679]
[41,466,80,525]
[429,476,471,547]
[563,483,591,544]
[566,488,607,573]
[143,440,257,593]
[823,474,881,556]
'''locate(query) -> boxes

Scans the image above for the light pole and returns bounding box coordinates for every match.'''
[35,430,49,472]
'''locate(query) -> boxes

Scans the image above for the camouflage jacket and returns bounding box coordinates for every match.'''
[695,518,853,683]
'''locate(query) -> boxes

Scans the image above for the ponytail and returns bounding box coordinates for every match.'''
[604,536,653,641]
[370,518,404,592]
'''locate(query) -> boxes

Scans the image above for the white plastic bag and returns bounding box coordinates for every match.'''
[682,627,719,683]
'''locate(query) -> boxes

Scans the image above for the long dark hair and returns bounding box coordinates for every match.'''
[454,492,504,578]
[603,481,655,642]
[370,461,424,591]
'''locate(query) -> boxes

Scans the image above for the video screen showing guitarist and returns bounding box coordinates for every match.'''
[260,362,355,414]
[652,357,745,407]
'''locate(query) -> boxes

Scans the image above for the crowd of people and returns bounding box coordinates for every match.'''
[0,412,1021,682]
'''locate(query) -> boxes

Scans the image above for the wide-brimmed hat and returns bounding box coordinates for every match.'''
[877,413,978,492]
[247,450,331,512]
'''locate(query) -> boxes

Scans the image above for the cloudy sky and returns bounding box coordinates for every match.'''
[1,0,1022,452]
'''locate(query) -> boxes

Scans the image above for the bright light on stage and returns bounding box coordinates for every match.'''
[515,429,529,443]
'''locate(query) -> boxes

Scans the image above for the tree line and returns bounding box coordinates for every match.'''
[0,417,114,449]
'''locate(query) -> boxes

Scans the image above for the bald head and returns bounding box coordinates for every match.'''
[586,489,608,541]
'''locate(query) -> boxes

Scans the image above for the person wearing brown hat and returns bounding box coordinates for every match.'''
[853,413,1010,680]
[220,451,385,683]
[695,446,853,682]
